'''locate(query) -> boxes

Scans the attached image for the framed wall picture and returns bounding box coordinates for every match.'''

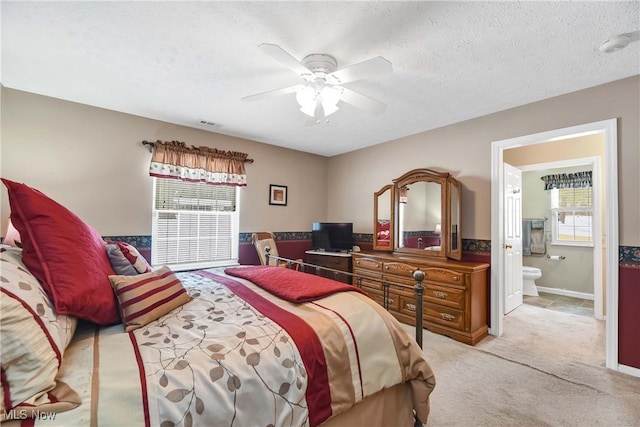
[269,184,287,206]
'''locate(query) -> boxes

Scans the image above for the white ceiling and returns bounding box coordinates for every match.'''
[2,1,639,157]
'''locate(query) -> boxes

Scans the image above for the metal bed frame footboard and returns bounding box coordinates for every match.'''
[264,248,425,348]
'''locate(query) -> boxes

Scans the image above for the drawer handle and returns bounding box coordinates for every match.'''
[385,298,395,305]
[406,303,416,311]
[440,313,456,321]
[433,291,448,299]
[453,276,460,281]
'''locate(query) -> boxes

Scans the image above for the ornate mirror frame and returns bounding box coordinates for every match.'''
[373,184,394,251]
[381,168,462,260]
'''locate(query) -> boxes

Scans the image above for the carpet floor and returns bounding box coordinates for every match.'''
[411,303,640,427]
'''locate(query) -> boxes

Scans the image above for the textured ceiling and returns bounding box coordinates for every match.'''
[2,1,639,157]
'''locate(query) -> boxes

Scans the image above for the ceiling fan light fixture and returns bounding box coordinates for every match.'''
[321,86,341,107]
[296,84,341,118]
[296,86,317,116]
[321,100,339,117]
[296,86,315,107]
[247,44,391,120]
[598,33,632,53]
[299,102,317,117]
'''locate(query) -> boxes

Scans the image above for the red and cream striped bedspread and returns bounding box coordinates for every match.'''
[28,267,435,427]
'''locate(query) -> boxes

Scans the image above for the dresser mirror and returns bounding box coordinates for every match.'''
[397,180,443,256]
[373,184,394,251]
[380,168,462,260]
[447,178,462,259]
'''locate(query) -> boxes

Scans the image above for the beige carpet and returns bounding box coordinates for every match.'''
[409,304,640,427]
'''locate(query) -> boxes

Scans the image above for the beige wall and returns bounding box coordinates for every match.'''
[503,133,605,165]
[0,88,328,236]
[328,76,639,246]
[3,76,639,246]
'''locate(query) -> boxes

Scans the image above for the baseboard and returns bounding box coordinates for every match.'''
[535,286,594,301]
[617,363,640,378]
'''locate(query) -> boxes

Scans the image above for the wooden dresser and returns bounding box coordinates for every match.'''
[352,252,489,345]
[305,251,352,284]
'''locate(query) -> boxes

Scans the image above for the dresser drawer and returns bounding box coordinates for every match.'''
[383,276,416,297]
[353,257,383,271]
[424,303,465,330]
[424,283,465,310]
[398,295,421,316]
[382,261,419,277]
[306,254,350,271]
[356,274,383,291]
[361,285,399,310]
[423,268,465,286]
[353,268,381,287]
[353,268,381,280]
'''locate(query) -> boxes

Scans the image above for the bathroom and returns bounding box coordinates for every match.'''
[520,164,596,315]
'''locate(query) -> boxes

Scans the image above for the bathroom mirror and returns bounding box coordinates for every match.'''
[373,184,394,251]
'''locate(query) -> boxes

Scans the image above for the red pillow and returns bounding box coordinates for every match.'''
[2,179,119,325]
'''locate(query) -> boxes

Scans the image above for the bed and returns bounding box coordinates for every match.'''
[0,178,436,427]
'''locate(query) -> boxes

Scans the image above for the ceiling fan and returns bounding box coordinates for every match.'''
[242,43,392,125]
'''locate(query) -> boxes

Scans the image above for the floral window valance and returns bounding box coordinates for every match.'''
[541,171,592,190]
[146,140,253,187]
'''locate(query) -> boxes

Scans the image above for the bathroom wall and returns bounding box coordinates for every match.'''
[521,166,594,296]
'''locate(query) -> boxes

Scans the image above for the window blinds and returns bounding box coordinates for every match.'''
[152,178,239,269]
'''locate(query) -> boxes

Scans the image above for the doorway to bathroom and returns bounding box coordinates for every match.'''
[515,156,602,316]
[490,119,619,371]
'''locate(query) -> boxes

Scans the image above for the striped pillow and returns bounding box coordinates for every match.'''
[109,267,191,332]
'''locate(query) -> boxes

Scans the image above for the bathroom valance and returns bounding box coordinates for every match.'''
[541,171,592,190]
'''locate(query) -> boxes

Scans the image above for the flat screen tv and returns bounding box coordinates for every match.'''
[312,222,354,252]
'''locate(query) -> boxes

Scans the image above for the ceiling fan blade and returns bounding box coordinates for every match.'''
[241,85,302,102]
[258,43,314,80]
[327,56,392,85]
[340,87,387,114]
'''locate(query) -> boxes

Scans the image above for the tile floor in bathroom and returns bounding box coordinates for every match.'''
[523,292,594,317]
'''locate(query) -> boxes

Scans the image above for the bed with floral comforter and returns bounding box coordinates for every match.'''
[1,177,435,427]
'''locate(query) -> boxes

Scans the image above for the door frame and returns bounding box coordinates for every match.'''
[490,118,618,370]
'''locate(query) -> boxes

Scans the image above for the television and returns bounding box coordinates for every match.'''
[312,222,354,252]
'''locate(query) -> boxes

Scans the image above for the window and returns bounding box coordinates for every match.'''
[550,187,593,246]
[152,178,239,270]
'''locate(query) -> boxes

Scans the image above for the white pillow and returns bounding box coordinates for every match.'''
[0,247,80,421]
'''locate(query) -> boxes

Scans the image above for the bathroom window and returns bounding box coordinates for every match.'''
[550,187,593,246]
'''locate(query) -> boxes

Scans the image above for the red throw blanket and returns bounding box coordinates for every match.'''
[224,266,366,303]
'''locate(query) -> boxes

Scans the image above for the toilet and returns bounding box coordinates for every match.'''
[522,266,541,296]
